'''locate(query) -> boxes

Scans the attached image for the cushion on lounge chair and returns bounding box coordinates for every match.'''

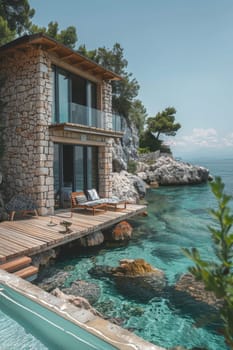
[106,196,121,204]
[87,189,100,201]
[84,199,105,206]
[75,194,88,205]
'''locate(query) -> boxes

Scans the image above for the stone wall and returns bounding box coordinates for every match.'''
[0,48,54,215]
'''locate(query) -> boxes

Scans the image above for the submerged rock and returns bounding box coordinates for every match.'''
[36,270,69,292]
[62,280,100,304]
[88,265,115,278]
[174,274,222,309]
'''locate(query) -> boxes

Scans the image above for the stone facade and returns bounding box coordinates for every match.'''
[0,48,54,215]
[99,139,113,198]
[102,81,112,130]
[100,81,113,197]
[0,36,118,215]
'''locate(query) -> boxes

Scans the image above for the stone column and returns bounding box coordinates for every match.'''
[98,139,113,198]
[102,81,112,130]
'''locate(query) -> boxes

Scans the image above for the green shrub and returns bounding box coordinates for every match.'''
[127,160,137,174]
[138,147,150,154]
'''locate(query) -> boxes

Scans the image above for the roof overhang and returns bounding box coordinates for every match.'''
[0,33,122,81]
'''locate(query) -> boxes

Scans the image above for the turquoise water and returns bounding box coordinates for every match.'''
[42,158,233,350]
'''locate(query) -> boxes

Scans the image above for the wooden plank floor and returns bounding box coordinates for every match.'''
[0,204,146,263]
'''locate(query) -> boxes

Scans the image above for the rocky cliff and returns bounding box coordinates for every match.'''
[111,116,212,202]
[136,155,211,186]
[112,120,139,172]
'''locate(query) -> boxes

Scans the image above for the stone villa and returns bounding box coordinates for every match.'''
[0,33,123,215]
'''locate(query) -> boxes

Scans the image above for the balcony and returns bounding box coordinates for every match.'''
[53,103,123,132]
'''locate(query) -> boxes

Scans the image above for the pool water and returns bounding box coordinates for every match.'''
[0,308,48,350]
[0,283,118,350]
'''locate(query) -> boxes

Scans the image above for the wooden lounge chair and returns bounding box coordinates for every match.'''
[71,191,107,216]
[86,189,127,211]
[105,197,127,211]
[5,194,39,221]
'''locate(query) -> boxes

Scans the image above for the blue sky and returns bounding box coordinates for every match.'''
[29,0,233,158]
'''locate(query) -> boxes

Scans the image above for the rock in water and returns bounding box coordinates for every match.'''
[36,270,69,292]
[80,230,104,247]
[112,259,166,301]
[112,221,133,241]
[88,259,166,301]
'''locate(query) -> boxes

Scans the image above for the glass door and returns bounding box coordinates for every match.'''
[74,146,84,191]
[53,144,99,208]
[86,146,98,190]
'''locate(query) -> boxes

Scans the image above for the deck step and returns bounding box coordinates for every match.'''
[0,256,32,273]
[14,265,38,279]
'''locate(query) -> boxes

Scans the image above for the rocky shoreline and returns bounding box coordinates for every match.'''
[112,154,212,203]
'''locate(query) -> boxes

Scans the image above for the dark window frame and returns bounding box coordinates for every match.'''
[52,65,97,124]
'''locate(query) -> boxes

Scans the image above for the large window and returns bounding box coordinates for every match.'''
[52,66,97,125]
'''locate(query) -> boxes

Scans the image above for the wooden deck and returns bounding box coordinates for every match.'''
[0,204,146,264]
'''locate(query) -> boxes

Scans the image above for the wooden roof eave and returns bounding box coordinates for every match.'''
[0,33,122,82]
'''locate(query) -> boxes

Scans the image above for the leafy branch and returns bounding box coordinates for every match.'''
[183,177,233,348]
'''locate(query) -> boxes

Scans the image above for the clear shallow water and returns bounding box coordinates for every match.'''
[43,158,233,350]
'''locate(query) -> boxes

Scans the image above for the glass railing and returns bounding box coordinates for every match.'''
[70,103,104,129]
[53,102,123,132]
[112,113,123,132]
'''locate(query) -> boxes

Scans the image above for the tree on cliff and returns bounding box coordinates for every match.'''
[139,107,181,153]
[183,177,233,348]
[147,107,181,140]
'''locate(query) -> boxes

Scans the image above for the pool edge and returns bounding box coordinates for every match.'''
[0,269,165,350]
